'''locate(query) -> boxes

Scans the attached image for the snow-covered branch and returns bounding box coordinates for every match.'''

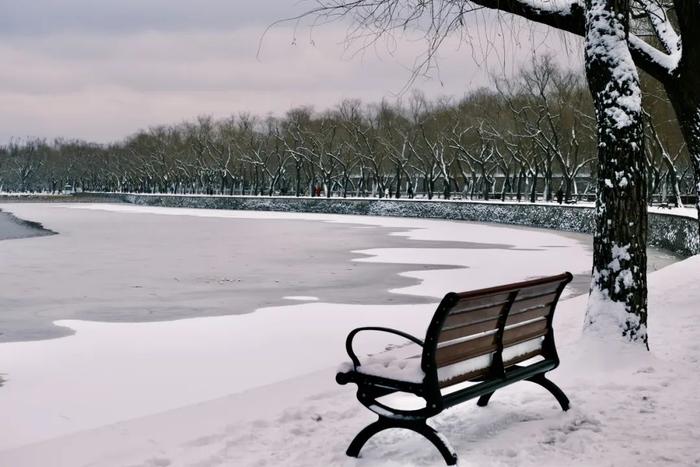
[467,0,585,34]
[636,0,681,54]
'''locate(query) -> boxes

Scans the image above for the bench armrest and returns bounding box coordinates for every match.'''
[345,326,424,368]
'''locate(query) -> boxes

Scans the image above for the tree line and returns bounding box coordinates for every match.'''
[0,56,692,206]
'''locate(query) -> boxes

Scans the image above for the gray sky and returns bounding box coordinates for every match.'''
[0,1,582,143]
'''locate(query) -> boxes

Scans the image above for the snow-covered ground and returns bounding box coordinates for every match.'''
[647,205,698,219]
[0,203,698,466]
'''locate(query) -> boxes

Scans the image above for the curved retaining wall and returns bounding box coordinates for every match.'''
[84,193,699,257]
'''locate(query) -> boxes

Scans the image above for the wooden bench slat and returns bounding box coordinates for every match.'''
[451,274,568,301]
[447,292,512,315]
[503,347,543,367]
[442,293,558,343]
[509,292,558,315]
[436,334,497,367]
[438,366,490,388]
[438,317,501,343]
[437,338,547,389]
[437,290,554,367]
[505,306,551,326]
[437,346,545,389]
[502,319,549,347]
[513,281,563,299]
[442,303,507,329]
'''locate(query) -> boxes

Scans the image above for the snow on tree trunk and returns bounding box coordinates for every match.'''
[583,0,648,345]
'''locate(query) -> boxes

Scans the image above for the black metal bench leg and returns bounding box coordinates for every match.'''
[526,373,570,411]
[346,417,458,465]
[346,417,392,457]
[477,392,495,407]
[405,421,458,465]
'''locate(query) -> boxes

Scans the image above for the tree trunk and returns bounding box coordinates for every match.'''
[564,175,573,203]
[481,168,490,200]
[583,0,648,345]
[529,167,539,203]
[543,164,553,201]
[516,169,525,201]
[500,172,510,202]
[666,166,683,208]
[395,164,402,199]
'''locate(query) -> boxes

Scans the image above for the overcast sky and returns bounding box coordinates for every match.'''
[0,1,583,144]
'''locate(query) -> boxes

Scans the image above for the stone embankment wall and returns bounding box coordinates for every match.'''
[79,193,699,257]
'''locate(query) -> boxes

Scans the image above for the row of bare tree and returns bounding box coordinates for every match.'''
[0,57,692,206]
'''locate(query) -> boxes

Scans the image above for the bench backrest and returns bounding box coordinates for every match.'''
[421,272,572,389]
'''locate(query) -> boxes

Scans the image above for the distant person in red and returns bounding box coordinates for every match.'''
[315,186,322,197]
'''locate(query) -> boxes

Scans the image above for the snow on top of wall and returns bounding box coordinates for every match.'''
[648,205,697,219]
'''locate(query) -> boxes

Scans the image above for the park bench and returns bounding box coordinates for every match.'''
[336,272,573,465]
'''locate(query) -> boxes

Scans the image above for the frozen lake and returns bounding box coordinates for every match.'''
[0,203,681,344]
[0,202,593,343]
[0,203,683,449]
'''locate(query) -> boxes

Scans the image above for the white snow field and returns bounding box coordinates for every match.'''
[0,203,698,466]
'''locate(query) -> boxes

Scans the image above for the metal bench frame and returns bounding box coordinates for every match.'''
[336,272,573,465]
